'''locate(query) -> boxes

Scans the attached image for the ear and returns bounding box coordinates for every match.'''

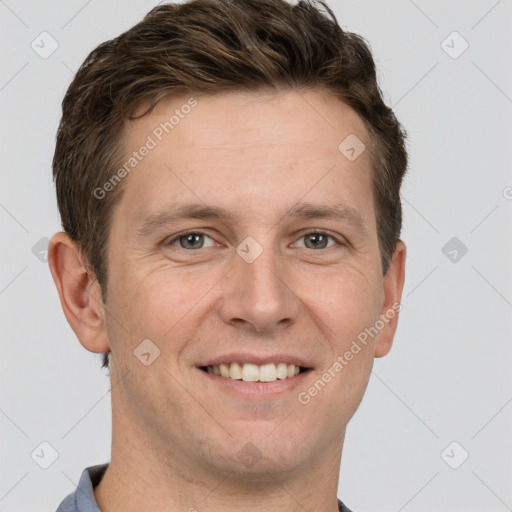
[48,232,110,354]
[374,240,406,358]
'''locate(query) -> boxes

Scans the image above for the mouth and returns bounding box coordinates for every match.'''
[199,362,311,383]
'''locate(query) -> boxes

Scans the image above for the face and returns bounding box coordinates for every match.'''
[94,88,404,477]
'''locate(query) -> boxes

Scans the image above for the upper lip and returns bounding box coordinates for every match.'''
[198,353,313,369]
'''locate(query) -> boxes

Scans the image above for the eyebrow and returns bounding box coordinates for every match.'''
[136,200,368,237]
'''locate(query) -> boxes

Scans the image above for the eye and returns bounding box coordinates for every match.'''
[165,230,344,251]
[167,231,216,250]
[293,231,341,250]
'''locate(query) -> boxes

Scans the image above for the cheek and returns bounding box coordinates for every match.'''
[107,263,221,359]
[305,266,382,344]
[317,270,381,408]
[299,275,379,430]
[104,269,212,434]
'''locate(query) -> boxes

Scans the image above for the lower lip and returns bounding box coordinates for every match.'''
[197,368,312,398]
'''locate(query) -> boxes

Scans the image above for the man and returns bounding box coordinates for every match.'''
[49,0,407,510]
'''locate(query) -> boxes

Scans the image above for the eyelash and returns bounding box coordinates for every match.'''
[165,230,346,251]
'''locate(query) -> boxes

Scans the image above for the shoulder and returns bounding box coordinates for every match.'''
[55,491,78,512]
[54,463,108,512]
[338,499,355,512]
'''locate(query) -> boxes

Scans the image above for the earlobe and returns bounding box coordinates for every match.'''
[48,232,110,355]
[374,240,406,358]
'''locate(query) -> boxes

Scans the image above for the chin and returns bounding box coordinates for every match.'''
[207,432,309,478]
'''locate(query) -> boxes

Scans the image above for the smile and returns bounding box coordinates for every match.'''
[201,362,308,382]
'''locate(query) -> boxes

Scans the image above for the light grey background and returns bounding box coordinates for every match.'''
[1,0,511,510]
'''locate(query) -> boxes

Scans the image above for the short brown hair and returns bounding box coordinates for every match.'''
[53,0,407,369]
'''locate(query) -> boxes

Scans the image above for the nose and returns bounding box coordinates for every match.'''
[218,247,299,333]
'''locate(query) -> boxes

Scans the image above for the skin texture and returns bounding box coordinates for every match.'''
[49,88,406,512]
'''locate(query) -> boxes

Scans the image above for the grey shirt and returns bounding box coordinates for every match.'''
[56,464,354,512]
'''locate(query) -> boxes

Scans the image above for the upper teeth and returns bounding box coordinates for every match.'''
[206,363,301,382]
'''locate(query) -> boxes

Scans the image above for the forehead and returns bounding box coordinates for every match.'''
[115,88,375,230]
